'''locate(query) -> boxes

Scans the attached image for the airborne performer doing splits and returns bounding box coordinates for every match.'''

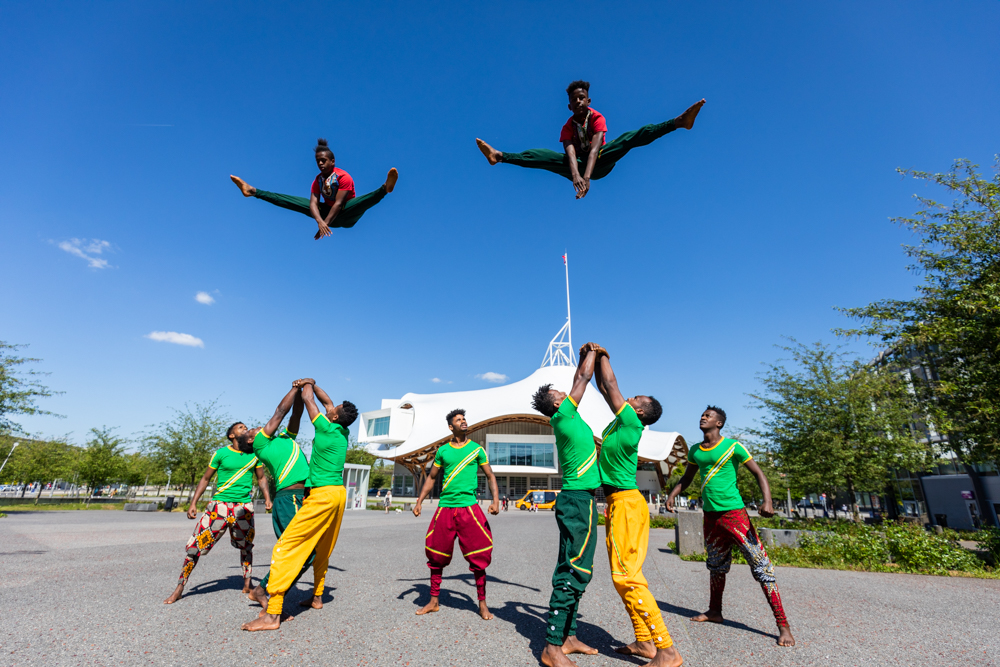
[230,138,397,240]
[412,409,501,621]
[667,407,795,647]
[530,343,604,667]
[476,81,704,199]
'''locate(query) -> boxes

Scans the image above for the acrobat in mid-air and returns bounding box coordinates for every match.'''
[476,81,704,199]
[230,138,398,240]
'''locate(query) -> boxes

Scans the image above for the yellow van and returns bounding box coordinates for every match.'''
[515,489,560,511]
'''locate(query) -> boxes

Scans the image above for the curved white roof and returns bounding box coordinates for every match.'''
[363,365,686,464]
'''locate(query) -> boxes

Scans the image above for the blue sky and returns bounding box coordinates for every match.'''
[2,1,998,448]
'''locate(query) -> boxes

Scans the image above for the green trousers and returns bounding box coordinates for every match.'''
[546,489,599,646]
[254,184,387,229]
[501,118,677,181]
[259,487,315,591]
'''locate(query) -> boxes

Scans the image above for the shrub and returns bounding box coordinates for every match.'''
[978,527,1000,564]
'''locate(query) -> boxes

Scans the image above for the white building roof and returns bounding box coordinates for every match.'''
[361,365,687,468]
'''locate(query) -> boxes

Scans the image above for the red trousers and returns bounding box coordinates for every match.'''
[425,505,493,600]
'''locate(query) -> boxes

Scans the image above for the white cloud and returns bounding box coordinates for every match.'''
[145,331,204,348]
[476,372,508,383]
[430,378,453,384]
[195,291,215,305]
[57,238,114,269]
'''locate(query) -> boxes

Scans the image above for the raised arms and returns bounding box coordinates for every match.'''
[569,346,598,405]
[593,349,626,413]
[263,386,300,438]
[301,383,321,422]
[287,388,304,435]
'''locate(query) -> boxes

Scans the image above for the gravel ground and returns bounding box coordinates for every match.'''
[1,509,997,666]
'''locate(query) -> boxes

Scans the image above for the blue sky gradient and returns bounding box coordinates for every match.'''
[2,1,998,447]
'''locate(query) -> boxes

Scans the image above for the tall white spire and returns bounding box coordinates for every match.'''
[541,253,576,368]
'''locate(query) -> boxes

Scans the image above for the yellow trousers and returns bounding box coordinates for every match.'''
[605,489,673,649]
[265,485,346,615]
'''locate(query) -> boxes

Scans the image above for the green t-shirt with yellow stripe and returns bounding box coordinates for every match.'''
[687,437,752,512]
[551,396,600,490]
[209,446,263,502]
[433,440,488,508]
[253,428,310,491]
[598,403,644,490]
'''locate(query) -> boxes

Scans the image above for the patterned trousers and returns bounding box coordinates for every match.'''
[704,508,788,627]
[425,505,493,600]
[177,500,255,585]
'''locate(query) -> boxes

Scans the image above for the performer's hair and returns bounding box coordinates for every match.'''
[705,405,727,427]
[337,400,359,427]
[225,422,244,439]
[314,137,334,159]
[445,408,466,426]
[638,396,663,426]
[531,384,558,417]
[566,80,590,96]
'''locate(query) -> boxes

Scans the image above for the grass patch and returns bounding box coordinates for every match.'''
[596,514,676,529]
[0,502,129,512]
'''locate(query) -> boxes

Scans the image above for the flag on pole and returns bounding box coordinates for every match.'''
[562,254,567,265]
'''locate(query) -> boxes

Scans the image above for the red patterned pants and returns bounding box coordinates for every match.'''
[704,508,788,627]
[177,500,255,585]
[425,505,493,600]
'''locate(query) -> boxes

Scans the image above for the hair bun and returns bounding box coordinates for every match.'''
[317,138,328,147]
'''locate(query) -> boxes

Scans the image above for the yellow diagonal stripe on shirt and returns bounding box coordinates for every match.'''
[441,448,482,491]
[277,445,300,483]
[217,457,258,492]
[576,450,597,477]
[701,445,737,490]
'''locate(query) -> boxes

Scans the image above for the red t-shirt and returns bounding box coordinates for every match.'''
[560,108,608,154]
[311,167,356,204]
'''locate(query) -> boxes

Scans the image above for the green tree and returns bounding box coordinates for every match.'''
[0,436,75,498]
[78,427,127,496]
[748,340,934,521]
[838,158,1000,499]
[142,400,231,501]
[0,341,60,435]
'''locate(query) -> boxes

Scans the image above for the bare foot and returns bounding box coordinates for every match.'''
[691,610,724,623]
[476,138,501,165]
[541,643,578,667]
[383,168,398,193]
[415,596,440,615]
[675,99,705,130]
[241,613,281,631]
[247,585,268,607]
[615,640,656,659]
[299,595,323,609]
[561,636,598,656]
[230,175,256,197]
[647,646,683,667]
[777,626,795,647]
[163,583,184,604]
[256,609,294,622]
[241,577,252,595]
[478,600,494,621]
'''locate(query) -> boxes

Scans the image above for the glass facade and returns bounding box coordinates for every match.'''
[489,441,554,468]
[508,476,528,498]
[368,416,390,437]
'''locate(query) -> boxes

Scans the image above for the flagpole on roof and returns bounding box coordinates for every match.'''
[565,251,573,360]
[541,253,576,368]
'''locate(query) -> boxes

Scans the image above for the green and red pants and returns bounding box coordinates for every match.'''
[253,184,387,229]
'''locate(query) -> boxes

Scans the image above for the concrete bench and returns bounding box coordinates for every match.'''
[124,503,158,512]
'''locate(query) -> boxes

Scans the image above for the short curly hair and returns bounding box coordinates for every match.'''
[445,408,466,427]
[637,396,663,426]
[225,422,244,439]
[336,400,358,427]
[566,80,590,96]
[705,405,726,428]
[531,384,558,417]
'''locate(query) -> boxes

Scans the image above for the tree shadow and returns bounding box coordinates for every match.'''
[490,600,644,663]
[656,599,777,641]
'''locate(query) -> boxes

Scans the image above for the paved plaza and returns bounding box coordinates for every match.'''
[1,509,997,666]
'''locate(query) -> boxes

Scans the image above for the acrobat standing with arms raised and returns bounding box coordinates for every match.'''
[412,408,501,621]
[666,406,795,647]
[477,81,703,199]
[231,138,397,239]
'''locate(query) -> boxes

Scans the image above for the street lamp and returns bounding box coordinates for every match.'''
[0,442,18,477]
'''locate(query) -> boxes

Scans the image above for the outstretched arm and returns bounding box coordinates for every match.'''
[593,353,626,413]
[301,383,322,422]
[745,459,774,517]
[287,389,304,435]
[666,463,698,512]
[313,384,336,414]
[569,347,597,405]
[263,386,299,438]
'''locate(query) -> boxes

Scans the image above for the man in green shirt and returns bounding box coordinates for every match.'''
[245,381,316,610]
[530,344,603,667]
[163,422,271,604]
[412,409,500,621]
[241,380,357,632]
[593,347,681,667]
[667,406,794,647]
